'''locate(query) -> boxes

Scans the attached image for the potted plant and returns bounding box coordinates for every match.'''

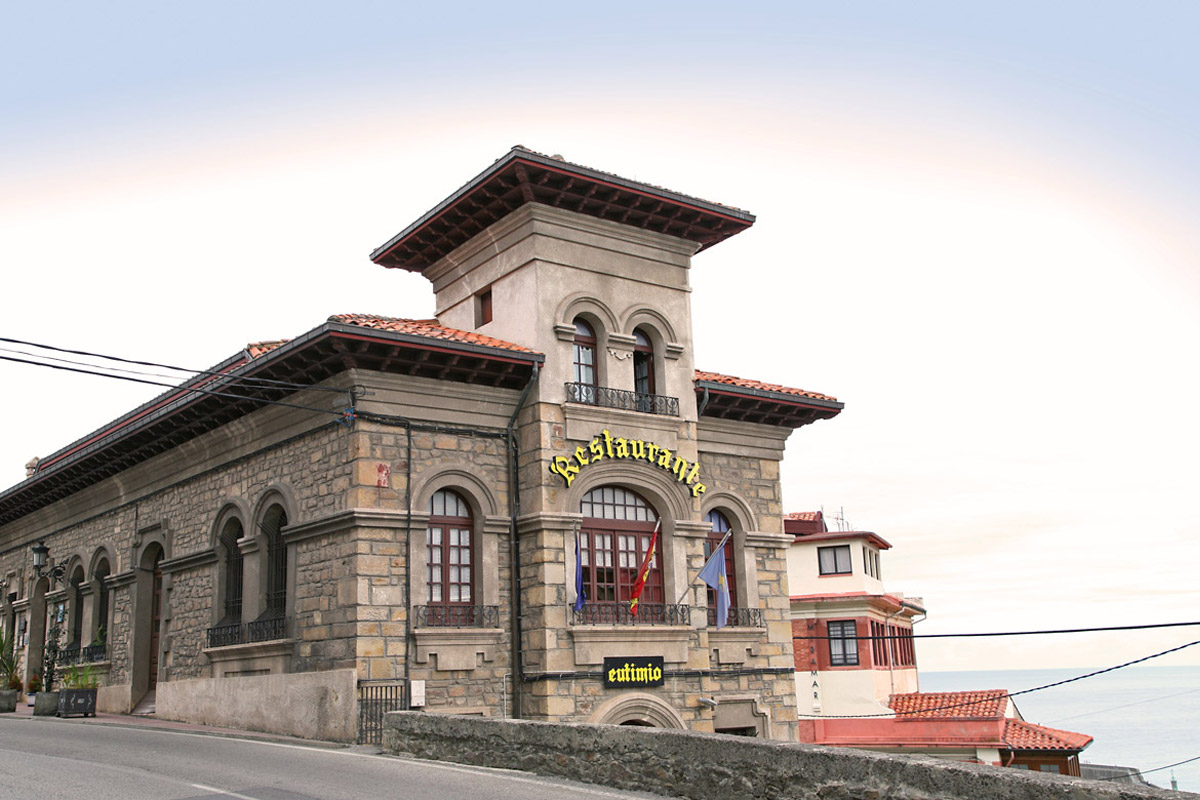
[26,673,41,707]
[33,621,61,716]
[57,663,99,717]
[0,629,18,713]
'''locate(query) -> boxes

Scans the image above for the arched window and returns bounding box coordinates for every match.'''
[92,557,110,649]
[578,487,664,622]
[572,318,598,404]
[705,510,739,626]
[633,328,655,406]
[218,517,244,626]
[427,489,474,625]
[67,566,85,650]
[260,504,288,630]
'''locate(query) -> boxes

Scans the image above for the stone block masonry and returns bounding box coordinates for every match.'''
[384,712,1194,800]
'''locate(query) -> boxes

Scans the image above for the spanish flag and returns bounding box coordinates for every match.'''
[628,521,661,617]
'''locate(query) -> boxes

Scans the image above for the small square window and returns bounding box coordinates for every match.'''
[475,289,493,327]
[818,545,852,575]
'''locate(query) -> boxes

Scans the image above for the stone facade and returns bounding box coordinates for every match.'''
[0,148,841,742]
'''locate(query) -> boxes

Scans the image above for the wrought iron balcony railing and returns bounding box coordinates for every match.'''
[205,616,290,648]
[707,606,765,628]
[414,605,500,629]
[248,615,289,643]
[565,383,679,417]
[56,642,108,665]
[206,621,243,648]
[571,602,690,626]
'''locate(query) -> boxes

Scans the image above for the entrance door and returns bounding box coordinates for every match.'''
[148,553,163,689]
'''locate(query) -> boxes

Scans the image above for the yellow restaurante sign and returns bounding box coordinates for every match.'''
[548,428,707,498]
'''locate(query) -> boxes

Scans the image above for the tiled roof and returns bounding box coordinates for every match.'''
[245,340,289,359]
[329,314,540,354]
[787,511,823,522]
[694,370,838,403]
[1004,719,1093,752]
[890,690,1008,719]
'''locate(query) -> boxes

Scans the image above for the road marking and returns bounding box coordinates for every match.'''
[190,783,261,800]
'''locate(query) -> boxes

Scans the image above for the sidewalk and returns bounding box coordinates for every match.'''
[5,697,350,749]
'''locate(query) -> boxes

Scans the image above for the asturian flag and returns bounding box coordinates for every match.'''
[574,530,586,612]
[698,544,730,630]
[628,522,661,617]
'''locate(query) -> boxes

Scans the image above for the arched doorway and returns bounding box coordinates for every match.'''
[590,692,686,729]
[132,543,164,710]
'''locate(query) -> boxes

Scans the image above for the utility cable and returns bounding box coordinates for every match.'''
[0,355,345,419]
[796,639,1200,718]
[792,620,1200,640]
[0,335,344,395]
[1049,686,1200,724]
[1100,754,1200,781]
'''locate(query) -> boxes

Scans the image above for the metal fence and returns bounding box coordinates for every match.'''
[205,616,290,649]
[564,382,680,417]
[413,605,500,628]
[571,602,690,626]
[357,681,407,745]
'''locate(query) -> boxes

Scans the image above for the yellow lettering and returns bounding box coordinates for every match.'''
[589,438,604,461]
[574,445,589,466]
[657,448,672,469]
[673,456,688,481]
[651,667,662,682]
[631,440,645,459]
[608,668,617,683]
[549,456,579,486]
[636,667,648,682]
[686,462,700,484]
[646,443,659,463]
[603,429,614,458]
[615,437,629,458]
[691,482,707,498]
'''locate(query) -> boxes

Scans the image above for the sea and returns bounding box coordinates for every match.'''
[921,666,1200,793]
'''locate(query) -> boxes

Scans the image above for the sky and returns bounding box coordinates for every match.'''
[3,1,1199,682]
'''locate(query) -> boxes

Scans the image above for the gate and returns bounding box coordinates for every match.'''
[357,681,407,745]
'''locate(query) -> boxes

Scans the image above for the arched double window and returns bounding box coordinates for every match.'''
[426,489,475,626]
[705,510,739,626]
[218,517,244,627]
[571,318,598,404]
[578,486,664,622]
[633,328,655,400]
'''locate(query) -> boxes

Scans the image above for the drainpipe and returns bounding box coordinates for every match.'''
[505,364,539,719]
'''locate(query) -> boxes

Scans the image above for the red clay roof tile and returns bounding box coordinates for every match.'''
[329,314,540,354]
[694,370,838,403]
[1004,719,1093,752]
[889,690,1009,719]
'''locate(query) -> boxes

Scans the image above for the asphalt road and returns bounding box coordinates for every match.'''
[0,716,678,800]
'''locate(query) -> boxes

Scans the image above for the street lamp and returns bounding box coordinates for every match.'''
[31,541,65,584]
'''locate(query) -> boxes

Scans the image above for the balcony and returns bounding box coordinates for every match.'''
[707,606,765,628]
[571,602,690,626]
[57,642,108,666]
[413,605,500,629]
[205,616,291,649]
[565,383,679,417]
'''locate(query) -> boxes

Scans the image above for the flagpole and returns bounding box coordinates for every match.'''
[674,530,732,608]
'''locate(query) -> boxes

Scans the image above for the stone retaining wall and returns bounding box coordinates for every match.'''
[382,711,1193,800]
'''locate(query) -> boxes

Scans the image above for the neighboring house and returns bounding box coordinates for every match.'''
[786,512,1092,774]
[0,147,843,742]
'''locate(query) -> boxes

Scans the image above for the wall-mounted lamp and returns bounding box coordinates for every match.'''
[697,697,719,708]
[31,541,65,584]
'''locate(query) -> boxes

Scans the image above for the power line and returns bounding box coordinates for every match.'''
[1050,686,1200,724]
[791,620,1200,640]
[0,354,346,420]
[796,638,1200,718]
[0,335,344,395]
[1101,755,1200,781]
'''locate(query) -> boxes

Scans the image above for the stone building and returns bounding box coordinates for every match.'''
[0,147,842,741]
